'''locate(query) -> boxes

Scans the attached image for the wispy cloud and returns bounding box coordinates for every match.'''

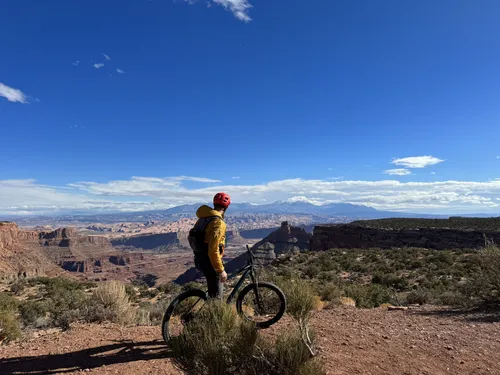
[184,0,252,22]
[431,172,436,175]
[392,156,444,169]
[116,68,125,74]
[3,176,500,215]
[384,168,412,176]
[0,82,28,104]
[102,53,111,61]
[72,60,80,66]
[232,176,241,180]
[213,0,252,21]
[93,63,105,69]
[497,156,500,159]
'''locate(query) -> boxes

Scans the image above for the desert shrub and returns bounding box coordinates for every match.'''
[283,279,315,324]
[303,265,321,279]
[137,300,169,326]
[140,288,159,299]
[182,281,205,292]
[169,300,257,374]
[45,284,87,330]
[344,284,391,308]
[372,273,409,291]
[19,300,50,326]
[37,276,85,292]
[317,283,342,303]
[252,331,325,375]
[124,284,139,302]
[462,242,500,305]
[135,273,158,288]
[169,300,324,375]
[10,279,28,296]
[157,282,182,296]
[437,291,467,306]
[406,289,432,305]
[0,292,18,312]
[0,310,21,344]
[86,280,135,325]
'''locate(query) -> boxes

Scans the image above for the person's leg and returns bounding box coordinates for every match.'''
[202,265,224,299]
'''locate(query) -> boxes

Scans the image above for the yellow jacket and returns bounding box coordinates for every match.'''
[196,205,226,273]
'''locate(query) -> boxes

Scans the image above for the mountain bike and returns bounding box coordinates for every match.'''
[161,245,286,343]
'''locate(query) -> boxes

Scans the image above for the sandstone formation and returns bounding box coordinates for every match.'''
[0,222,124,279]
[111,232,182,250]
[309,223,500,251]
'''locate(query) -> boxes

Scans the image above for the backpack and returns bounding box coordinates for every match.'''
[188,216,221,255]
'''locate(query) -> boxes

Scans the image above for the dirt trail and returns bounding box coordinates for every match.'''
[1,306,499,375]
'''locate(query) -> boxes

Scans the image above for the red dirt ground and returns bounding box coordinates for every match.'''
[1,306,499,375]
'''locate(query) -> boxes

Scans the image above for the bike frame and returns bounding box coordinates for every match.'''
[225,245,257,304]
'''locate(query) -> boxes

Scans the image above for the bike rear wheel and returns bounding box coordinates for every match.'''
[161,288,207,343]
[236,282,286,328]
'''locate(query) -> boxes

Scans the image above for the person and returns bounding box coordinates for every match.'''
[193,192,231,298]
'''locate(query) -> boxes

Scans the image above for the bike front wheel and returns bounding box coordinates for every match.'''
[236,282,286,329]
[161,288,207,343]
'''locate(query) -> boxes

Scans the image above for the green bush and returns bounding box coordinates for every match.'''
[344,284,391,308]
[282,279,315,324]
[0,310,21,344]
[19,300,50,326]
[0,292,18,312]
[463,243,500,305]
[406,289,432,305]
[157,282,182,296]
[10,279,27,296]
[137,300,169,326]
[253,331,325,375]
[124,284,139,302]
[169,300,257,375]
[169,300,324,375]
[317,283,342,303]
[372,273,409,291]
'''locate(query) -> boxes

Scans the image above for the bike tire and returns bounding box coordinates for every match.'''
[236,282,286,329]
[161,288,207,343]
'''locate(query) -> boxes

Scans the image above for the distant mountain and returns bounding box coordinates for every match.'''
[7,201,453,227]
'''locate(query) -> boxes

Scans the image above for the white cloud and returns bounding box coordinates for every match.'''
[116,68,125,74]
[431,172,436,175]
[93,63,105,69]
[213,0,252,21]
[183,0,252,21]
[392,156,444,169]
[497,156,500,159]
[0,82,28,103]
[72,60,80,66]
[384,169,412,176]
[103,53,111,61]
[2,176,500,215]
[232,176,240,180]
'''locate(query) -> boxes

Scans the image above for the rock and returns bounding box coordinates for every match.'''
[309,222,500,251]
[387,306,409,311]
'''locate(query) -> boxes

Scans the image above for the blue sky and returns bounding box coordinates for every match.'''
[1,0,500,215]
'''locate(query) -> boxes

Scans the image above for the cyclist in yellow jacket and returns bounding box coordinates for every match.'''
[194,192,231,298]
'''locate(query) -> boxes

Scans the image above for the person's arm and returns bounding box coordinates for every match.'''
[207,219,225,273]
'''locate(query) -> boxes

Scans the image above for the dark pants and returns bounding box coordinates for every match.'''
[195,256,223,299]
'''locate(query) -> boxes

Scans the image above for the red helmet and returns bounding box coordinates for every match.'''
[213,192,231,208]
